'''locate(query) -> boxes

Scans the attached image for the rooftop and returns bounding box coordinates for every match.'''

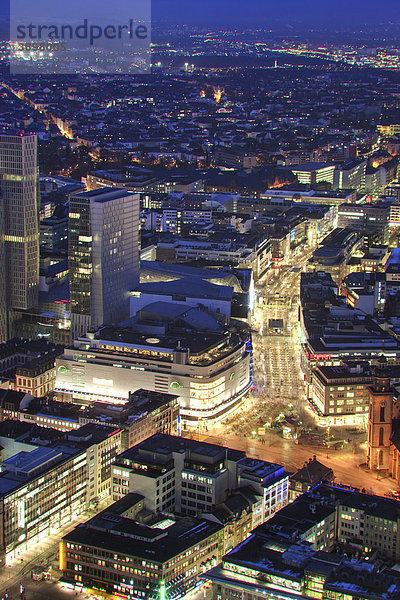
[64,509,223,563]
[2,446,62,477]
[134,277,234,301]
[290,457,334,486]
[290,162,335,172]
[205,529,400,600]
[70,187,136,203]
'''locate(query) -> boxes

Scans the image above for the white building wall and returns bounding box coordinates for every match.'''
[55,347,251,424]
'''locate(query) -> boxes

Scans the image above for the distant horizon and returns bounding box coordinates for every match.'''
[152,0,400,29]
[0,2,399,37]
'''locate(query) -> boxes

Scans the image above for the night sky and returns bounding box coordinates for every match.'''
[0,0,400,37]
[152,0,400,28]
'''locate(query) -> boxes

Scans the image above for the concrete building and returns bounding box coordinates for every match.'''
[340,271,382,315]
[266,483,400,560]
[141,208,213,234]
[39,204,69,249]
[262,187,356,207]
[307,228,363,284]
[310,364,372,427]
[79,389,180,451]
[60,494,225,599]
[157,236,271,281]
[69,187,140,339]
[301,310,400,398]
[337,202,390,243]
[289,162,336,185]
[55,304,253,427]
[0,388,179,451]
[299,272,400,397]
[0,421,121,563]
[389,201,400,228]
[205,515,400,600]
[111,434,288,523]
[340,255,400,316]
[333,159,367,190]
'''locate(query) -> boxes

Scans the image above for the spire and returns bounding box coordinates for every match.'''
[371,355,390,393]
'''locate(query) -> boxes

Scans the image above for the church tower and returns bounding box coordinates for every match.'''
[367,356,400,471]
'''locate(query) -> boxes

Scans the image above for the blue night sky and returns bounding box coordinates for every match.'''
[0,0,400,33]
[152,0,400,27]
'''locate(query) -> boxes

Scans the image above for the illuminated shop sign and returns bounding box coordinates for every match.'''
[305,348,332,361]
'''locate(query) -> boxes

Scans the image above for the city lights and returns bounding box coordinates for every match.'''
[0,3,399,599]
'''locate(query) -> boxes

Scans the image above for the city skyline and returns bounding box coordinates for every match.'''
[0,2,400,599]
[0,1,400,37]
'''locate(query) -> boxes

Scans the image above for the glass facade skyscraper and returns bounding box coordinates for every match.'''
[0,131,39,341]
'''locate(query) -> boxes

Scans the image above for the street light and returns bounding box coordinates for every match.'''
[160,580,166,600]
[320,423,331,458]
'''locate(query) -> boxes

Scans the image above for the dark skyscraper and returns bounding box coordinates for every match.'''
[0,131,39,341]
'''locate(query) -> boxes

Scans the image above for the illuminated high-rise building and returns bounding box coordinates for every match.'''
[69,187,139,339]
[0,131,39,341]
[0,205,6,342]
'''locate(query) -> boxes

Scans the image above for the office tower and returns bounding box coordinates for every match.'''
[0,206,6,341]
[0,131,39,340]
[69,187,139,339]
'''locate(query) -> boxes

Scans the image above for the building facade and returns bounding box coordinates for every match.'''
[0,337,63,397]
[0,131,40,341]
[310,365,372,427]
[0,422,121,563]
[60,494,224,600]
[55,311,253,427]
[111,434,288,522]
[69,187,140,339]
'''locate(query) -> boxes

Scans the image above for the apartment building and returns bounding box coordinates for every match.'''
[0,337,63,397]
